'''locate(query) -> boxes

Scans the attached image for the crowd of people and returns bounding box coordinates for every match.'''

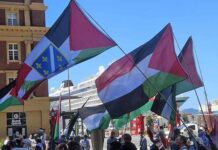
[1,133,90,150]
[55,132,138,150]
[107,131,137,150]
[145,123,218,150]
[1,124,217,150]
[1,134,46,150]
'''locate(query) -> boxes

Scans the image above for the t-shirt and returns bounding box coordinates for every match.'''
[80,139,90,150]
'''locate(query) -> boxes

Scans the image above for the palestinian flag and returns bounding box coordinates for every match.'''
[0,80,21,111]
[54,97,61,141]
[67,98,89,136]
[53,109,60,142]
[78,105,110,131]
[113,99,154,129]
[96,24,187,118]
[151,86,177,125]
[176,37,203,95]
[10,1,116,101]
[151,37,203,125]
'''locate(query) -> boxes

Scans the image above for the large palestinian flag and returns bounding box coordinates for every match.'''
[176,37,203,95]
[151,37,203,125]
[10,1,116,101]
[96,24,187,118]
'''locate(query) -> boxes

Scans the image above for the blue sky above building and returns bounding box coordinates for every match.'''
[45,0,218,110]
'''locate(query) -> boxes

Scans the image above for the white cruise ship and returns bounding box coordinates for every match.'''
[49,67,105,112]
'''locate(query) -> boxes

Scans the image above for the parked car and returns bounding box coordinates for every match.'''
[178,123,200,137]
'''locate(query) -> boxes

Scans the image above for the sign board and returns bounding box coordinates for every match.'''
[7,112,26,126]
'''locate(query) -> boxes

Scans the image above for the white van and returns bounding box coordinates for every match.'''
[178,123,199,137]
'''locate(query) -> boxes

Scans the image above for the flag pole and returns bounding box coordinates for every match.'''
[173,35,208,130]
[76,1,198,140]
[66,96,91,137]
[193,45,213,131]
[67,69,72,112]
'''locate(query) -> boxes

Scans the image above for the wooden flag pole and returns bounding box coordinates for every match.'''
[91,129,105,150]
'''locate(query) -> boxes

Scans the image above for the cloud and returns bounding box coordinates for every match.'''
[50,87,57,93]
[96,65,105,75]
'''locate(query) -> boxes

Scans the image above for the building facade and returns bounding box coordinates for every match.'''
[0,0,49,138]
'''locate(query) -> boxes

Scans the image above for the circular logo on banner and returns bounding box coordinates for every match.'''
[14,114,19,119]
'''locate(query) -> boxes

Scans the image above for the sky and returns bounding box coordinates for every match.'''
[45,0,218,110]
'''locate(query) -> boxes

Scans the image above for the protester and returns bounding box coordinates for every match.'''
[36,139,44,150]
[73,135,81,143]
[68,141,81,150]
[147,124,154,142]
[169,128,180,150]
[35,145,42,150]
[29,134,36,147]
[80,135,90,150]
[198,129,211,149]
[172,128,181,141]
[14,138,23,148]
[176,135,188,150]
[39,128,47,144]
[139,131,147,150]
[22,135,32,149]
[55,143,67,150]
[1,145,10,150]
[158,126,167,148]
[150,139,165,150]
[4,136,10,145]
[58,135,67,144]
[150,143,159,150]
[109,141,121,150]
[205,128,218,150]
[170,136,180,150]
[187,128,201,150]
[120,133,137,150]
[107,130,117,150]
[7,140,16,150]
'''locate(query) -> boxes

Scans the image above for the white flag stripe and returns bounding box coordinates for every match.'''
[59,37,80,64]
[98,54,159,103]
[83,112,105,131]
[49,45,55,72]
[18,88,26,99]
